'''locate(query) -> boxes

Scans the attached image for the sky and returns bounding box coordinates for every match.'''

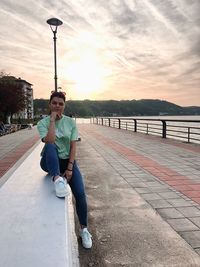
[0,0,200,106]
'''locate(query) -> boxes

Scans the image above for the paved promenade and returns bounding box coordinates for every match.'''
[0,127,39,186]
[1,124,200,266]
[77,124,200,266]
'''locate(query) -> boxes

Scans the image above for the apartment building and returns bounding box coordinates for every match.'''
[16,78,34,120]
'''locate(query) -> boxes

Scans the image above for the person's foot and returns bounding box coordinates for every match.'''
[54,176,70,198]
[80,228,92,249]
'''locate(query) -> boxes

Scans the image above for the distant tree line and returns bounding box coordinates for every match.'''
[34,98,200,118]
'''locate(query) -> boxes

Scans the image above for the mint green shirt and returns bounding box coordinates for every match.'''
[37,115,78,159]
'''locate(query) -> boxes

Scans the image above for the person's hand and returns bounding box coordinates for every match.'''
[50,111,57,121]
[50,111,61,121]
[63,169,73,182]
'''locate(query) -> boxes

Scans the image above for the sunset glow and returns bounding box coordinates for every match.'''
[63,36,105,99]
[0,1,200,106]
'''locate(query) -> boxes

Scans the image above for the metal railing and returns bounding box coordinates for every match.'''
[91,117,200,144]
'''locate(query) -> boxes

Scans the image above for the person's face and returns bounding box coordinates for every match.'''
[49,97,65,115]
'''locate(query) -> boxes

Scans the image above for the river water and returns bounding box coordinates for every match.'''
[76,115,200,122]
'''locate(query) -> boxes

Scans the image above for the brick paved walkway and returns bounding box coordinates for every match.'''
[0,127,39,179]
[1,123,200,265]
[78,124,200,255]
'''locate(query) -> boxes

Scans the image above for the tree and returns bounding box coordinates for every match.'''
[0,72,26,123]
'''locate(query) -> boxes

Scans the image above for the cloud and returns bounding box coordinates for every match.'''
[0,0,199,105]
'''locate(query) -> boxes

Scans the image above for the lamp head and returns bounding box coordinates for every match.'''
[47,18,63,26]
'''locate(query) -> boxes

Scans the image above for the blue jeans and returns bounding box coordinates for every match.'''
[40,143,88,226]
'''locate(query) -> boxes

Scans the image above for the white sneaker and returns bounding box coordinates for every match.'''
[54,176,70,198]
[80,228,92,249]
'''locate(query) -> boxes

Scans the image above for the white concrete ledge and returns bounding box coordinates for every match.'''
[0,143,79,267]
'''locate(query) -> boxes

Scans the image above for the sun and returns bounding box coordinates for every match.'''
[66,53,104,99]
[63,32,106,99]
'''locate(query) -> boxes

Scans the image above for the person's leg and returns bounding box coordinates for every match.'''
[70,162,88,227]
[40,143,60,177]
[59,159,92,248]
[40,144,69,198]
[59,159,88,226]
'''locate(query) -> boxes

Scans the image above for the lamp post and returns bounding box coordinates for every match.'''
[46,18,63,92]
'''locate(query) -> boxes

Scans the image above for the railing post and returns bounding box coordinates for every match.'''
[134,119,137,132]
[101,118,103,126]
[118,119,121,129]
[188,127,190,143]
[162,120,166,138]
[146,123,149,134]
[108,118,110,127]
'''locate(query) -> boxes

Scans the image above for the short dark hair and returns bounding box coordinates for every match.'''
[50,91,66,102]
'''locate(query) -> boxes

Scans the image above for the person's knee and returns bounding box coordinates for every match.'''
[45,143,56,149]
[44,143,57,153]
[40,157,48,172]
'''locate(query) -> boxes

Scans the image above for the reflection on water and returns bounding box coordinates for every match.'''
[76,118,91,124]
[76,115,200,124]
[126,115,200,120]
[76,115,200,127]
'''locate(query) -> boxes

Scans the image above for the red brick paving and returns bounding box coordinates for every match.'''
[165,180,196,186]
[191,198,200,204]
[173,185,194,191]
[0,135,39,179]
[182,191,200,198]
[189,185,200,191]
[87,130,200,205]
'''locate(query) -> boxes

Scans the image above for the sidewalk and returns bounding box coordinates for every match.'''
[0,126,39,161]
[0,127,39,186]
[1,124,200,266]
[76,124,200,266]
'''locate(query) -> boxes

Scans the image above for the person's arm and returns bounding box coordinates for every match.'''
[64,141,76,181]
[43,119,56,143]
[43,112,59,143]
[63,119,78,181]
[68,141,76,167]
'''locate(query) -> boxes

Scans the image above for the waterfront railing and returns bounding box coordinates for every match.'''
[91,117,200,144]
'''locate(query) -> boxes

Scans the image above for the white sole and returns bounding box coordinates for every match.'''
[56,191,70,198]
[81,243,92,249]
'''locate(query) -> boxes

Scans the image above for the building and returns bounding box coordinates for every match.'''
[15,78,34,120]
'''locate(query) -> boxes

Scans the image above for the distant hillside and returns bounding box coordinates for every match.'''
[34,99,200,117]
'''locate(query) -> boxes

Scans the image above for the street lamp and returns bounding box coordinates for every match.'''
[46,18,63,92]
